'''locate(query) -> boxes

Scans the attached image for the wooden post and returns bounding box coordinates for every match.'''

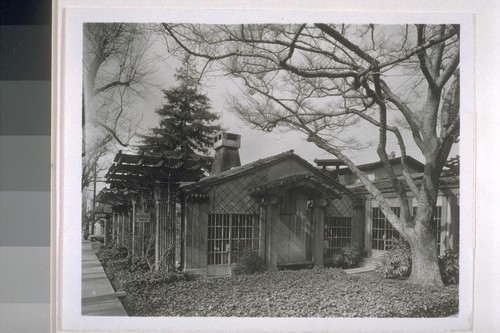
[266,195,281,271]
[141,194,146,257]
[117,211,121,245]
[313,199,327,268]
[259,201,267,259]
[132,198,136,256]
[364,196,372,258]
[120,211,125,246]
[112,211,117,242]
[155,189,162,271]
[104,216,109,246]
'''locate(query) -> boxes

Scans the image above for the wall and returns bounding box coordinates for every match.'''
[184,200,208,276]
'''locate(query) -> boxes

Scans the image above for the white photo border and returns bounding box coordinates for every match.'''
[53,2,476,332]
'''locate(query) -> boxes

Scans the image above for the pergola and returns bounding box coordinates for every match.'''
[97,150,205,270]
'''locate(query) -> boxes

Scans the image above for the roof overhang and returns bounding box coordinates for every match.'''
[248,173,342,200]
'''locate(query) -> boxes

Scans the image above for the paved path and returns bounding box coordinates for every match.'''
[344,266,376,274]
[81,241,128,316]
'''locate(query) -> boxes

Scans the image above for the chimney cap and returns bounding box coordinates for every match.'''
[213,132,241,149]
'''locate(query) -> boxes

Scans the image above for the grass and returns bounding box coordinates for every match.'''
[121,267,458,318]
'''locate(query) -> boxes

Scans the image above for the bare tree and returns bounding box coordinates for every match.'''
[161,23,459,286]
[82,23,156,189]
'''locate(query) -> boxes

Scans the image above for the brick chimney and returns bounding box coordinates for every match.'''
[210,132,241,175]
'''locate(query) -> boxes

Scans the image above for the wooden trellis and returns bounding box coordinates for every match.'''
[97,151,204,271]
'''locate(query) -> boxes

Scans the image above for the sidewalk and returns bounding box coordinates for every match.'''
[81,240,128,316]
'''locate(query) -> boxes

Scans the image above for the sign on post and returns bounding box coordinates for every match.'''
[136,211,150,223]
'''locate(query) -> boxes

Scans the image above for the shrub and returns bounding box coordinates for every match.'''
[83,231,89,240]
[439,250,459,285]
[324,254,344,268]
[96,242,128,266]
[324,244,361,269]
[340,243,361,268]
[234,250,267,275]
[376,238,412,279]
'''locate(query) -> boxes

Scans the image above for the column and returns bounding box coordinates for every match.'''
[258,201,267,258]
[132,198,137,256]
[154,185,166,271]
[313,199,327,268]
[266,195,281,271]
[112,211,118,242]
[104,216,109,246]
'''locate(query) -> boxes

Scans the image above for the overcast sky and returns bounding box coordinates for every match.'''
[88,23,459,178]
[127,31,457,168]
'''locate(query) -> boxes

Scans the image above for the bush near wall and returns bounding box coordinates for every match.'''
[96,241,128,266]
[375,238,412,279]
[324,243,362,269]
[439,250,459,285]
[375,238,459,285]
[233,250,267,275]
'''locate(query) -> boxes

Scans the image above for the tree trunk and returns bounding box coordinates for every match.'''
[406,222,443,286]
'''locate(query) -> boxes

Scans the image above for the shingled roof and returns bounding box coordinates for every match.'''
[348,174,459,195]
[248,172,343,200]
[315,156,425,176]
[181,150,360,201]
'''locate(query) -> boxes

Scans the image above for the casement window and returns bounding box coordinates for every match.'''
[324,216,352,258]
[372,206,443,252]
[432,206,443,253]
[207,214,260,265]
[372,207,401,251]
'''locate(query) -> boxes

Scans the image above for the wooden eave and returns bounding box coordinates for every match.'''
[334,156,425,176]
[181,150,360,202]
[347,174,459,195]
[96,187,138,206]
[248,172,343,200]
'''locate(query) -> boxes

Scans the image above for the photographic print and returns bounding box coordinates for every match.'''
[55,3,474,332]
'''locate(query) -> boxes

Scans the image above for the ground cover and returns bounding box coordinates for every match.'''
[121,268,458,318]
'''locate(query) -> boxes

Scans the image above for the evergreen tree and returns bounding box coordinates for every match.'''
[138,56,221,171]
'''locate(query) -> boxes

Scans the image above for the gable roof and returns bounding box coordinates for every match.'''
[181,150,360,201]
[315,156,425,176]
[344,156,424,175]
[348,173,459,195]
[248,172,343,200]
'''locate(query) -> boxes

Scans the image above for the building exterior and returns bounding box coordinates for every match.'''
[96,132,460,277]
[181,136,362,277]
[316,157,460,259]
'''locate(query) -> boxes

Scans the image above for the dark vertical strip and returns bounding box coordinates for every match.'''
[0,1,51,332]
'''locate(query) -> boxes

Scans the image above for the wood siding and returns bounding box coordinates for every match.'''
[184,201,208,271]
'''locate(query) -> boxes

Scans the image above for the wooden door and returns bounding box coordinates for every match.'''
[276,190,312,264]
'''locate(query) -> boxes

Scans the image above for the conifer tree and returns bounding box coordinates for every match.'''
[138,56,221,171]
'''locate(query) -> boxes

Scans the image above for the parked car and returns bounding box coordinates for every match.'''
[89,234,104,243]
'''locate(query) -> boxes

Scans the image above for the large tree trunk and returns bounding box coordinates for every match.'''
[406,216,443,286]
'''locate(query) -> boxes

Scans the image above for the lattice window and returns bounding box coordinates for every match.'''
[207,214,230,265]
[372,207,401,250]
[324,217,352,258]
[207,213,260,265]
[230,214,260,263]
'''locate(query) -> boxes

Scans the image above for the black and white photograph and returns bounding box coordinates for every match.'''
[54,3,475,332]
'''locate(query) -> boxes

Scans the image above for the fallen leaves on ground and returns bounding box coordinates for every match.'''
[124,267,458,318]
